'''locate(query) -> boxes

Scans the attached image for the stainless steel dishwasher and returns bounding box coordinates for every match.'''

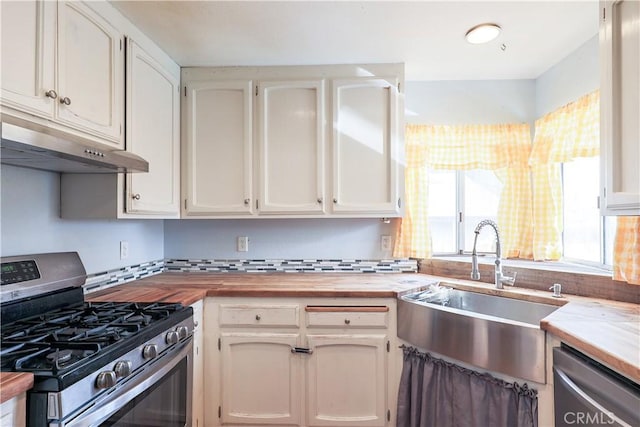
[553,345,640,427]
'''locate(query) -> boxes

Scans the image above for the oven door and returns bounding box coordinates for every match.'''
[56,338,193,427]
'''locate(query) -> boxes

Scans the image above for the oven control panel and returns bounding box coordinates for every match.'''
[1,260,41,286]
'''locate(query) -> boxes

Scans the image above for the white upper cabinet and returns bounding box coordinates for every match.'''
[258,80,325,214]
[600,0,640,215]
[56,1,123,145]
[183,80,254,216]
[59,2,181,219]
[125,38,180,215]
[0,0,124,149]
[1,0,56,118]
[332,78,401,215]
[182,65,404,219]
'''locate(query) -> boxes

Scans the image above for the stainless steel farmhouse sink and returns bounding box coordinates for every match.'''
[398,284,561,383]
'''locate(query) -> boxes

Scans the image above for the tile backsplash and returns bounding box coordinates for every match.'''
[83,258,418,293]
[164,258,418,273]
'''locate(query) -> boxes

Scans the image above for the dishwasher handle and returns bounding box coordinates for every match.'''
[554,368,632,427]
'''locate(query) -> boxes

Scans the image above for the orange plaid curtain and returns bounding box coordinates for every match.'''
[613,217,640,285]
[394,123,532,259]
[529,91,600,260]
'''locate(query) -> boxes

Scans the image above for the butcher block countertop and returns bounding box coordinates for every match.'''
[0,372,33,404]
[540,300,640,383]
[86,272,439,303]
[85,272,640,384]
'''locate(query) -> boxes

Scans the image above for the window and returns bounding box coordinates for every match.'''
[562,157,615,266]
[427,169,503,255]
[428,158,614,266]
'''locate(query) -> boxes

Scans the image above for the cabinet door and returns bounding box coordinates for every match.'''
[332,79,401,215]
[0,0,55,118]
[306,334,388,426]
[56,0,123,146]
[220,333,302,425]
[125,39,180,215]
[258,80,325,214]
[184,80,254,215]
[600,0,640,215]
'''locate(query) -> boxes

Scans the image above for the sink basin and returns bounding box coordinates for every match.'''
[404,287,559,326]
[398,284,561,383]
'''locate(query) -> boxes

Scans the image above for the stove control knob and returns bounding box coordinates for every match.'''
[166,330,179,345]
[176,325,189,340]
[114,360,132,378]
[96,371,117,389]
[142,344,158,360]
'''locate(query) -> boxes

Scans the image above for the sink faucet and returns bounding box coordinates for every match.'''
[470,219,515,289]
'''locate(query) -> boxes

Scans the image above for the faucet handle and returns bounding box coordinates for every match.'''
[500,271,517,286]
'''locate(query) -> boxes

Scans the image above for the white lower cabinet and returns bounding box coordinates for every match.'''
[0,393,27,427]
[306,334,388,426]
[204,298,395,427]
[192,301,204,427]
[220,333,302,425]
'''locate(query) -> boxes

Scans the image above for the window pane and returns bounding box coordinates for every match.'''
[604,216,616,266]
[563,157,601,263]
[427,169,456,253]
[463,170,503,252]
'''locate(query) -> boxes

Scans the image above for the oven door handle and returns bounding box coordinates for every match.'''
[54,338,193,427]
[554,368,632,427]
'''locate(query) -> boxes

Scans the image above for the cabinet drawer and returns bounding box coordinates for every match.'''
[219,304,299,327]
[306,306,389,328]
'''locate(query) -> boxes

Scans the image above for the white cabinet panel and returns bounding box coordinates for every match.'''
[0,393,26,427]
[56,0,123,145]
[220,333,302,425]
[306,334,388,427]
[125,38,180,215]
[332,79,401,215]
[184,80,254,215]
[191,301,204,427]
[600,0,640,215]
[258,80,325,214]
[0,0,55,118]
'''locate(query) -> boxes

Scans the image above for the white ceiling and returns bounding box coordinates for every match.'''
[111,1,599,81]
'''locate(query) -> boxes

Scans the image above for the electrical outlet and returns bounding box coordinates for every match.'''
[237,236,249,252]
[120,241,129,259]
[381,235,392,251]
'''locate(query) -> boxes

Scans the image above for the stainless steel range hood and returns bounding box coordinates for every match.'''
[0,121,149,174]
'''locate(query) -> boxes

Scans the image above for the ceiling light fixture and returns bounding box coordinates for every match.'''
[465,23,502,44]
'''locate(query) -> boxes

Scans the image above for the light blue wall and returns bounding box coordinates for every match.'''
[0,165,164,274]
[405,79,536,125]
[536,35,599,117]
[164,218,395,260]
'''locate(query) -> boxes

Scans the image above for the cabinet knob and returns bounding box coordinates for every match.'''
[60,96,71,106]
[45,89,58,99]
[244,198,250,205]
[344,319,351,325]
[255,314,261,321]
[317,198,323,204]
[132,193,141,200]
[333,198,338,204]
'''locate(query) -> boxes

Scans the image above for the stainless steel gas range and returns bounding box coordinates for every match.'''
[0,252,193,427]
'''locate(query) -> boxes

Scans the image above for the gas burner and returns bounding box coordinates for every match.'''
[47,349,73,364]
[127,314,151,324]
